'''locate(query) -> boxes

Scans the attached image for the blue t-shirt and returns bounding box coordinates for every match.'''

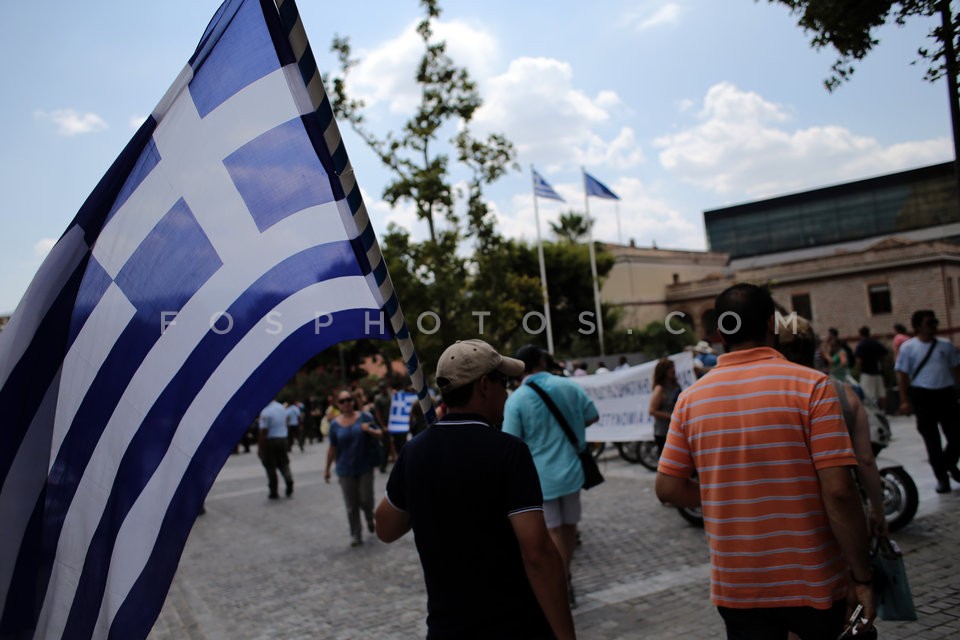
[258,401,288,439]
[502,371,599,500]
[895,337,958,389]
[329,412,375,477]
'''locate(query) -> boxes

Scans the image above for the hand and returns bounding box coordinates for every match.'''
[846,581,877,626]
[868,508,889,538]
[324,469,331,484]
[898,400,912,415]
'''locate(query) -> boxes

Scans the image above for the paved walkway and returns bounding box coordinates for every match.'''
[150,416,960,639]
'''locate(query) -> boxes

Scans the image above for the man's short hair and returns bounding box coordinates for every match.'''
[911,309,935,330]
[714,283,774,347]
[440,380,476,408]
[515,344,548,373]
[859,326,870,338]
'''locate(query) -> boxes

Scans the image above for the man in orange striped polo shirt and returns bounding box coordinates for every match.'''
[656,283,875,639]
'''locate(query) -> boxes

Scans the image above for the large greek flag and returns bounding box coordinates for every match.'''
[0,1,431,638]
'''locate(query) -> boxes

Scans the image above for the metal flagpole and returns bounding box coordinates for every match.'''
[582,168,605,356]
[615,201,622,245]
[531,165,555,354]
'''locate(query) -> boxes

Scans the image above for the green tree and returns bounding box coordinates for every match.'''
[768,1,960,175]
[327,0,518,361]
[549,211,592,243]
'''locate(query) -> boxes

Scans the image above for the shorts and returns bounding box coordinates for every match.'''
[542,491,581,529]
[858,373,886,404]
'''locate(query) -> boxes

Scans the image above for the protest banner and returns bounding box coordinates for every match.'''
[572,351,695,442]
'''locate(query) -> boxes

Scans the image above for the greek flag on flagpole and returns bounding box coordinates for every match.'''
[0,1,432,638]
[584,171,620,200]
[533,169,565,202]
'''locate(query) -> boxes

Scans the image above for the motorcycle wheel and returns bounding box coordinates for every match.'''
[677,506,704,527]
[880,466,918,532]
[637,441,661,471]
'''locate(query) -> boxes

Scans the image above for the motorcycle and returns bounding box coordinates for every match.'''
[677,395,918,532]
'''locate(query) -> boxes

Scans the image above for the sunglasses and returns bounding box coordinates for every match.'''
[337,397,354,404]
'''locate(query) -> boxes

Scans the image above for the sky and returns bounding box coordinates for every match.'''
[0,1,953,315]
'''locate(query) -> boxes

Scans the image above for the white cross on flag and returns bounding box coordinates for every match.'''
[0,1,431,638]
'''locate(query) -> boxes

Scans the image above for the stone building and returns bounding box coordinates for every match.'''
[600,161,960,347]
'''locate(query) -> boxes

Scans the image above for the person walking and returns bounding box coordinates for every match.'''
[285,400,303,453]
[325,390,382,546]
[656,283,875,639]
[895,309,960,493]
[779,317,888,537]
[854,325,889,410]
[375,339,575,639]
[502,344,599,608]
[648,357,680,457]
[257,398,294,500]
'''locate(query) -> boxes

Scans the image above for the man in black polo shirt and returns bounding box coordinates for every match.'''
[375,339,575,639]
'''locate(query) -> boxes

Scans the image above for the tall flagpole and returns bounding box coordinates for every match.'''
[615,201,622,245]
[531,166,555,354]
[582,168,605,356]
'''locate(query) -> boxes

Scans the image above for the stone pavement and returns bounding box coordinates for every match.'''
[150,416,960,639]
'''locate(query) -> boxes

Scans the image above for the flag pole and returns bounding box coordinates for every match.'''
[582,168,605,357]
[531,165,555,354]
[615,200,622,245]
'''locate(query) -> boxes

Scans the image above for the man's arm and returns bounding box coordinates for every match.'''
[374,496,411,542]
[655,473,700,508]
[509,510,576,640]
[896,371,912,415]
[845,388,887,536]
[817,465,876,623]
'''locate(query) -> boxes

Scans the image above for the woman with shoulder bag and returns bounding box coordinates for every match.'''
[325,390,383,546]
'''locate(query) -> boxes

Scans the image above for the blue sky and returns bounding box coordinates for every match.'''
[0,1,952,314]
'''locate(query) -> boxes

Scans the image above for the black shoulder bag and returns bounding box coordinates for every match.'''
[526,381,604,490]
[910,340,938,381]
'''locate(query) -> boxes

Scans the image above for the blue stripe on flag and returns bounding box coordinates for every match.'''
[532,169,564,202]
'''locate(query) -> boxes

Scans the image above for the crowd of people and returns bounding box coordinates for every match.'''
[230,285,960,639]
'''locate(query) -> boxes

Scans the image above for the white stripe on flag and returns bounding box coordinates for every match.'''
[91,276,378,635]
[51,284,136,469]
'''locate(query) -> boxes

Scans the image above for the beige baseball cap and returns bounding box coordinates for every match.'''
[435,339,524,392]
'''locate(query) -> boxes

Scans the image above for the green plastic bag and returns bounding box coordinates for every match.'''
[871,536,917,621]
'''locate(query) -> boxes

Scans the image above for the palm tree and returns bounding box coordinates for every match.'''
[550,211,591,243]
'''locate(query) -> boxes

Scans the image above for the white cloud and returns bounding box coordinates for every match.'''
[624,3,683,31]
[35,109,108,136]
[344,18,498,115]
[655,82,952,198]
[473,57,644,169]
[33,237,56,258]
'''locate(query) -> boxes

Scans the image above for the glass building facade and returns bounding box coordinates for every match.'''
[704,162,960,259]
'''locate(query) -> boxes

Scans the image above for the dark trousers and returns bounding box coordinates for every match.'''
[717,601,845,639]
[909,386,960,482]
[261,438,293,496]
[338,472,374,540]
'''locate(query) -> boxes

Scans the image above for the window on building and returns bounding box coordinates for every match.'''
[948,277,956,308]
[868,284,892,315]
[791,293,812,321]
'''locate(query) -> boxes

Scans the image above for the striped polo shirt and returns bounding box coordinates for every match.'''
[658,347,857,610]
